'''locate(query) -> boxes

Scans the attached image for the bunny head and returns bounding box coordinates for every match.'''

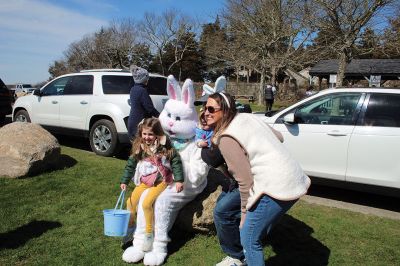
[159,75,198,140]
[203,75,226,95]
[194,75,227,105]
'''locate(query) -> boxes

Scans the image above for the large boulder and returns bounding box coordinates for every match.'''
[176,168,233,232]
[0,122,60,178]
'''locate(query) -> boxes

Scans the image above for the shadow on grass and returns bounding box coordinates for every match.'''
[166,214,330,266]
[265,215,330,265]
[0,220,62,250]
[55,134,92,153]
[22,154,78,178]
[55,134,131,160]
[54,154,78,170]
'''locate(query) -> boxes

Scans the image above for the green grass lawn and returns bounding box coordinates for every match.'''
[1,146,399,265]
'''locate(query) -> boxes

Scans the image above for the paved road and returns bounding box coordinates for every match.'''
[304,184,400,220]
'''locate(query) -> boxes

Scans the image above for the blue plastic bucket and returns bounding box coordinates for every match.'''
[103,190,131,237]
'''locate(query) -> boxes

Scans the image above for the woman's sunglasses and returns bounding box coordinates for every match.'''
[204,106,221,113]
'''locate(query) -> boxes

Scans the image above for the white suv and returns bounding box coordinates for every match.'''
[255,88,400,192]
[12,69,168,156]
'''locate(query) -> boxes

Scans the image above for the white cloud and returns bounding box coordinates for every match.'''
[0,0,108,83]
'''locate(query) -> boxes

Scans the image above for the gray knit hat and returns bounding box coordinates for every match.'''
[130,65,149,84]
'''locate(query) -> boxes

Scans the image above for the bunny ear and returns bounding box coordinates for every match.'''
[166,75,182,100]
[214,75,227,93]
[181,78,195,107]
[202,84,214,95]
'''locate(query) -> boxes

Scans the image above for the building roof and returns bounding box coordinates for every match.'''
[309,59,400,77]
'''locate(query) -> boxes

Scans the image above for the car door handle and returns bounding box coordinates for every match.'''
[327,130,347,136]
[80,101,88,104]
[52,100,58,104]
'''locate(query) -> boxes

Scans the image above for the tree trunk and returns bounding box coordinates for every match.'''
[336,52,348,88]
[271,66,277,85]
[158,49,165,76]
[259,72,265,105]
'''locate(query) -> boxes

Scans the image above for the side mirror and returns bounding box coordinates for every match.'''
[33,88,41,96]
[283,113,296,124]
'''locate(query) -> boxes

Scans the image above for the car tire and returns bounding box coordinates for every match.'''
[14,110,31,122]
[89,119,119,157]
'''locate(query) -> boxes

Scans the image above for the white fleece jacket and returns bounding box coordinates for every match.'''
[218,113,311,209]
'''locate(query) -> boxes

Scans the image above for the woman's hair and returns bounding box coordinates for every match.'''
[131,117,174,160]
[208,92,237,142]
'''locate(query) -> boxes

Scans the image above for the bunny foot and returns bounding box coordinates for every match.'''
[122,246,145,263]
[143,250,167,266]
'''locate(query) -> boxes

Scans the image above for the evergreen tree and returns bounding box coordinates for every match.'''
[199,17,231,80]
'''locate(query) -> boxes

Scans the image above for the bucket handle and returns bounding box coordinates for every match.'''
[114,190,126,212]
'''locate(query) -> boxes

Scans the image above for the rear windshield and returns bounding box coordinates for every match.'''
[102,75,167,95]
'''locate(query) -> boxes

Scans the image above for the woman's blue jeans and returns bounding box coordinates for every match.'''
[213,188,244,260]
[240,194,297,266]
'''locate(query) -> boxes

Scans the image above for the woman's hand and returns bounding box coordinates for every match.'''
[175,182,184,193]
[120,183,127,191]
[197,140,208,148]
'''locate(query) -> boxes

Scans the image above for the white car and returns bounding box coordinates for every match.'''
[255,88,400,191]
[13,69,168,156]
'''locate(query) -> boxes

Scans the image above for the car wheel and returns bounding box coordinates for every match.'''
[14,110,31,122]
[89,119,119,157]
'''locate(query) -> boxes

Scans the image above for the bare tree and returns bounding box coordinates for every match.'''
[139,9,197,76]
[312,0,394,87]
[48,19,153,77]
[94,19,140,69]
[223,0,314,104]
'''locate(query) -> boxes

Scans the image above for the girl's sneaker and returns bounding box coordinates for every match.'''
[142,233,154,252]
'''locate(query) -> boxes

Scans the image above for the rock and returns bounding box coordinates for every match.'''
[176,168,233,232]
[0,122,60,178]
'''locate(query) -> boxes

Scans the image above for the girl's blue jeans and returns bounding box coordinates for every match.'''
[240,194,297,266]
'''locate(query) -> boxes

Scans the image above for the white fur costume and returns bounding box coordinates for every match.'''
[122,76,209,265]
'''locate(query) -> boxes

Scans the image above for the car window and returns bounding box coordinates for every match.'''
[102,75,167,95]
[41,77,70,96]
[291,93,362,125]
[362,93,400,127]
[102,75,134,94]
[63,75,93,95]
[147,77,167,95]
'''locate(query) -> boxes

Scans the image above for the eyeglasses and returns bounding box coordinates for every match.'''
[204,106,221,113]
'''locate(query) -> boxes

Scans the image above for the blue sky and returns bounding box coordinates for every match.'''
[0,0,225,85]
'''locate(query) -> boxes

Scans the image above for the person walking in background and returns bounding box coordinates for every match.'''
[205,92,311,266]
[127,65,160,140]
[120,118,184,251]
[264,84,275,112]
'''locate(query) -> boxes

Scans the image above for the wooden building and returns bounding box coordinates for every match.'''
[309,59,400,88]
